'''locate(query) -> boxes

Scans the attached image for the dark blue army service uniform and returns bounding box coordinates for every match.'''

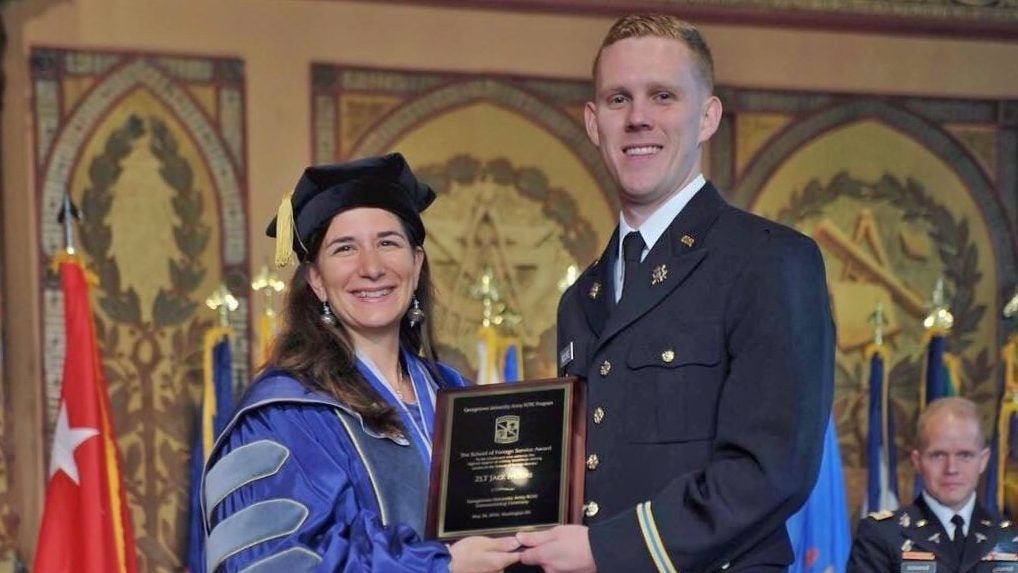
[557,184,835,572]
[848,497,1018,573]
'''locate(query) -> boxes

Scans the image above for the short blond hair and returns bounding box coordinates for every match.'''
[592,14,715,93]
[916,397,986,450]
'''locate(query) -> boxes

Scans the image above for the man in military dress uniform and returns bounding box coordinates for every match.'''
[516,13,835,573]
[849,397,1018,573]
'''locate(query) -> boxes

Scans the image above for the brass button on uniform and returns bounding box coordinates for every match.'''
[585,454,599,470]
[583,501,600,517]
[599,360,612,376]
[661,349,675,363]
[593,406,605,424]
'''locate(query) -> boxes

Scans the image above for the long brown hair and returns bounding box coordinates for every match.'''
[264,219,441,436]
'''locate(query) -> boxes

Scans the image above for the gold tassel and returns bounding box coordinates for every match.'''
[274,191,297,267]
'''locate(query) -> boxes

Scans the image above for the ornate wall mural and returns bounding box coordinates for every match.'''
[724,91,1018,514]
[31,49,248,572]
[312,65,618,379]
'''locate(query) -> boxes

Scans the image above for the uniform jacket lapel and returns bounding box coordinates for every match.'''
[960,503,1000,571]
[576,230,617,339]
[902,496,960,568]
[597,183,724,349]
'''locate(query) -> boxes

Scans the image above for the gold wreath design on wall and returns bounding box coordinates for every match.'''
[75,113,216,566]
[78,114,210,327]
[416,154,600,264]
[776,170,991,468]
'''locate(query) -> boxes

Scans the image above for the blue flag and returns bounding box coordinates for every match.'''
[987,417,1003,516]
[187,329,235,573]
[864,345,898,513]
[917,332,960,495]
[787,417,851,573]
[923,334,957,403]
[503,340,522,383]
[986,336,1018,518]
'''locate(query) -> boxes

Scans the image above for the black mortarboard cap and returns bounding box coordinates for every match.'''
[267,153,435,265]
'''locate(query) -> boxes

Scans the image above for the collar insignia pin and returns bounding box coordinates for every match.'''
[916,519,928,528]
[928,532,940,544]
[975,532,987,543]
[900,514,910,527]
[651,265,668,285]
[588,281,601,299]
[680,234,695,247]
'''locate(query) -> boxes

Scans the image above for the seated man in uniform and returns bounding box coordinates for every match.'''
[848,396,1018,573]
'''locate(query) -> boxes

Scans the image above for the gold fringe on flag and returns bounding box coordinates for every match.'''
[997,335,1018,511]
[477,324,501,385]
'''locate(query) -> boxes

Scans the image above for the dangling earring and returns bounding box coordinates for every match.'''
[407,295,425,327]
[320,301,337,326]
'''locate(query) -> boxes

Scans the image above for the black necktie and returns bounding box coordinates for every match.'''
[951,514,966,556]
[620,231,645,302]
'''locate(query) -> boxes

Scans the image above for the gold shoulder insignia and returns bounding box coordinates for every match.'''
[868,510,894,521]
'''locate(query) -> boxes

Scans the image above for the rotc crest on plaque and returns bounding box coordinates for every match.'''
[494,415,521,444]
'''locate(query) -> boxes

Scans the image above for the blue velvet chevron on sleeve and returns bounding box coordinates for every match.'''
[203,397,451,573]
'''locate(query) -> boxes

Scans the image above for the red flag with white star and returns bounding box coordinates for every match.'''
[34,257,139,573]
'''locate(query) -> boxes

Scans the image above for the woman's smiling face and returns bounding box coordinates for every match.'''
[308,207,423,345]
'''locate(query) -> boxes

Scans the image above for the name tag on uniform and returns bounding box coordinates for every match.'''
[985,563,1018,573]
[985,552,1018,562]
[901,557,936,573]
[559,342,574,369]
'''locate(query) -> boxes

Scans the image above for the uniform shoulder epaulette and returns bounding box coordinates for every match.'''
[867,509,894,521]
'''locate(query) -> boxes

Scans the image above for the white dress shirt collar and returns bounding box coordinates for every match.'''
[615,175,705,301]
[922,490,975,538]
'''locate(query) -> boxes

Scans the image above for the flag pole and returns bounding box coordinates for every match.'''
[864,301,898,513]
[57,192,80,255]
[36,191,139,573]
[921,277,956,407]
[251,266,284,364]
[470,267,523,384]
[991,289,1018,515]
[187,285,238,573]
[202,285,236,446]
